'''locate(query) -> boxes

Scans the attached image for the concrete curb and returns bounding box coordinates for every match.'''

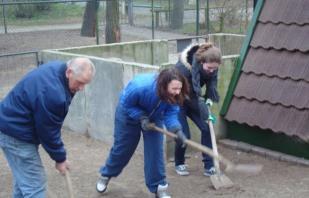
[219,139,309,166]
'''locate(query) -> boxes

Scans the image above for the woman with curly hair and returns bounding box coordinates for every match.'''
[174,42,222,176]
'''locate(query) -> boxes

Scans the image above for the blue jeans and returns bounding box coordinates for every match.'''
[0,130,46,198]
[99,105,167,193]
[174,105,214,169]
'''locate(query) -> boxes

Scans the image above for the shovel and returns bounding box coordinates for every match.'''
[207,106,233,189]
[149,124,263,174]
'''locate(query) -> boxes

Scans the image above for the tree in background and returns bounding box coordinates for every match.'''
[105,0,120,43]
[215,0,243,33]
[81,0,98,37]
[171,0,184,29]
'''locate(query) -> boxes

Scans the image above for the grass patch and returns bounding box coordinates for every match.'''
[3,3,85,26]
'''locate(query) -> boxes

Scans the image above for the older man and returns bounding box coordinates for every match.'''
[0,57,95,197]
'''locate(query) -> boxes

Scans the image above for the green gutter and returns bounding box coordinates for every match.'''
[220,0,264,116]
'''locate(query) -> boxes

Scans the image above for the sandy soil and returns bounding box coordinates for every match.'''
[1,130,309,198]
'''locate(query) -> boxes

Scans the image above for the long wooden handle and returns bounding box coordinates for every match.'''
[207,106,221,173]
[151,125,263,174]
[64,170,74,198]
[150,125,235,168]
[208,120,221,172]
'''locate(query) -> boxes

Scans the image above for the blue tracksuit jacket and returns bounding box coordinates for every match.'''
[119,73,181,131]
[0,61,72,162]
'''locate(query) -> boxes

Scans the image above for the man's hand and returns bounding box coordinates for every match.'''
[175,130,187,147]
[55,160,70,175]
[140,116,152,131]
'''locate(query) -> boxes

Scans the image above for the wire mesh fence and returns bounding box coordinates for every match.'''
[0,52,37,99]
[0,0,252,98]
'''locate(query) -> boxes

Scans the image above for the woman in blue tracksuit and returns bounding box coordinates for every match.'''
[174,42,222,176]
[96,68,189,198]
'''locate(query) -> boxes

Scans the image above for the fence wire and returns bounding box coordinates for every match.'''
[0,0,252,98]
[0,52,37,99]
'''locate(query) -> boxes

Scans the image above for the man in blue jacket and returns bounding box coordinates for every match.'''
[0,57,95,197]
[174,42,222,176]
[96,68,189,198]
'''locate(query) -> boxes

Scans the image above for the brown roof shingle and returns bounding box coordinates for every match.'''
[225,98,309,141]
[243,48,309,81]
[234,73,309,109]
[251,23,309,52]
[224,0,309,141]
[259,0,309,25]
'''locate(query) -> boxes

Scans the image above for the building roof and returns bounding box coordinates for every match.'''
[224,0,309,141]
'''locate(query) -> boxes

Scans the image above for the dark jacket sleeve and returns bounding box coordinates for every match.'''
[191,57,202,97]
[201,69,220,102]
[34,92,66,163]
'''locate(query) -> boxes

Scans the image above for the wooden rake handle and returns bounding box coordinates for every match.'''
[150,125,234,167]
[150,124,263,174]
[64,170,74,198]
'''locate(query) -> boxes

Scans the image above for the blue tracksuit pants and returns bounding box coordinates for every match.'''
[175,105,214,169]
[99,105,167,193]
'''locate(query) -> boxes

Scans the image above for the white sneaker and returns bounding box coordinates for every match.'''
[204,167,217,176]
[175,164,189,176]
[96,176,110,193]
[156,184,171,198]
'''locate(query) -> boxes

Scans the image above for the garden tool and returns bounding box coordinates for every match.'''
[64,170,74,198]
[149,124,263,174]
[207,105,233,190]
[47,170,74,198]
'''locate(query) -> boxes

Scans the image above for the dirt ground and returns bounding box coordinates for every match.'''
[1,27,309,198]
[1,130,309,198]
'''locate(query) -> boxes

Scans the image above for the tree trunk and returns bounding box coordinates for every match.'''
[171,0,184,29]
[105,0,121,43]
[81,0,97,37]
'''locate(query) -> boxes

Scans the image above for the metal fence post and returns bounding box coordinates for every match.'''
[127,0,133,25]
[206,0,209,34]
[168,0,171,26]
[2,0,8,34]
[151,0,154,39]
[95,0,99,44]
[196,0,199,39]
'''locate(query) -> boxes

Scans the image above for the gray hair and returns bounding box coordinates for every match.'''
[67,57,96,77]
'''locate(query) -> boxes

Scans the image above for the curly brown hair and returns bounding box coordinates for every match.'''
[195,42,222,64]
[157,68,189,105]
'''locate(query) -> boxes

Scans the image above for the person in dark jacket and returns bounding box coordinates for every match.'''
[0,57,95,197]
[174,42,222,176]
[96,68,189,198]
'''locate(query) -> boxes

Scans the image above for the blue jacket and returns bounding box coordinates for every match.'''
[119,73,181,132]
[0,61,72,162]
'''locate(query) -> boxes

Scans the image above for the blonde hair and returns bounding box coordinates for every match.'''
[195,43,222,64]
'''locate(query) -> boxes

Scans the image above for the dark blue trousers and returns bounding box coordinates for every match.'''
[99,106,167,193]
[174,105,214,169]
